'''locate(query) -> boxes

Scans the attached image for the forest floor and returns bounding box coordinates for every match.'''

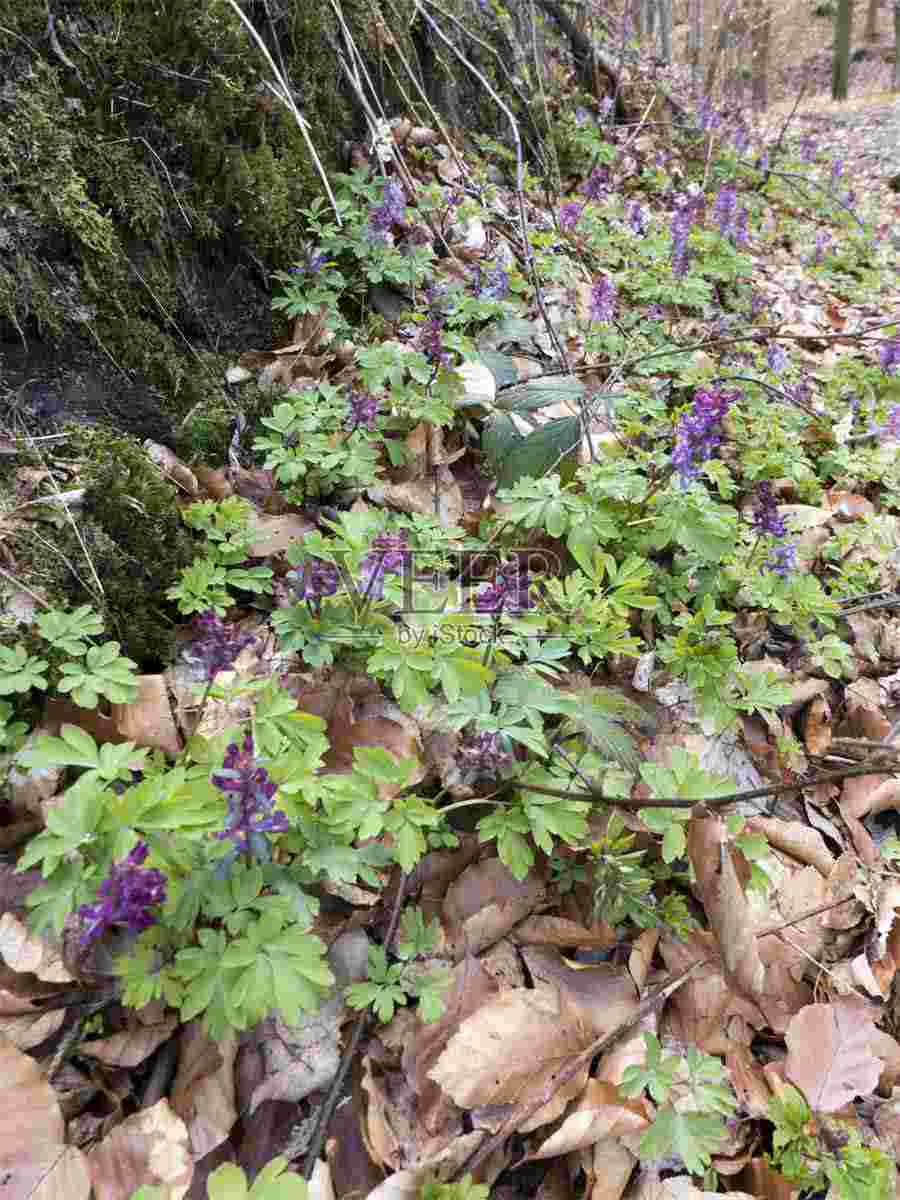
[3,8,900,1200]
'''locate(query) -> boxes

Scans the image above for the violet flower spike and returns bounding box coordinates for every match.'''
[671,386,738,486]
[589,274,617,324]
[359,532,411,600]
[766,344,788,375]
[751,482,787,538]
[559,201,584,232]
[458,731,514,774]
[78,842,167,946]
[345,389,379,432]
[879,337,900,376]
[189,612,256,682]
[767,541,797,577]
[212,733,289,849]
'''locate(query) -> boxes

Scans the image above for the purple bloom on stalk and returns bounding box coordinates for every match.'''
[751,481,787,537]
[292,246,328,277]
[474,560,533,614]
[475,264,510,300]
[670,195,699,278]
[360,531,411,599]
[766,344,789,375]
[599,95,615,118]
[731,207,749,246]
[189,612,256,681]
[800,135,817,163]
[581,167,610,201]
[559,201,584,231]
[696,95,721,132]
[458,731,514,774]
[212,734,288,849]
[733,125,750,154]
[885,406,900,438]
[767,541,797,577]
[368,180,407,244]
[671,386,738,486]
[879,338,900,376]
[345,389,379,432]
[78,843,167,946]
[713,185,737,236]
[812,230,830,265]
[755,149,770,172]
[830,158,844,183]
[627,201,648,235]
[750,290,767,319]
[589,274,617,324]
[287,558,340,610]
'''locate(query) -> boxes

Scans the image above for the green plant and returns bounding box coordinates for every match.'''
[345,908,452,1024]
[167,498,273,616]
[768,1084,895,1200]
[131,1156,307,1200]
[620,1033,738,1174]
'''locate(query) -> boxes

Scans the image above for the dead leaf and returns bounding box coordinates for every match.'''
[110,675,182,755]
[246,512,313,557]
[428,985,595,1128]
[86,1099,193,1200]
[526,1079,649,1160]
[81,1014,178,1067]
[248,1004,341,1115]
[802,695,832,755]
[784,1000,883,1112]
[171,1022,237,1158]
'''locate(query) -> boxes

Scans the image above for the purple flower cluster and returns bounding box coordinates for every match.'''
[581,166,610,202]
[589,274,617,324]
[733,125,750,155]
[767,541,797,577]
[345,389,379,432]
[671,386,738,486]
[830,158,844,184]
[713,184,749,246]
[800,135,817,163]
[368,181,406,244]
[287,558,340,612]
[751,482,787,537]
[475,264,510,301]
[811,230,830,265]
[292,246,328,277]
[189,612,256,681]
[474,560,533,614]
[884,406,900,438]
[559,201,584,232]
[360,531,411,599]
[670,192,704,278]
[458,731,514,774]
[880,337,900,376]
[696,95,721,133]
[78,843,167,946]
[212,734,288,849]
[627,201,648,236]
[766,344,789,375]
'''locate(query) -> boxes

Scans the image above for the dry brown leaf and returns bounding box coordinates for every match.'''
[81,1014,178,1067]
[86,1099,193,1200]
[143,442,199,496]
[744,817,834,877]
[171,1022,237,1157]
[366,470,464,529]
[801,695,832,755]
[442,857,544,961]
[110,675,182,756]
[511,916,618,951]
[735,1158,797,1200]
[428,984,594,1124]
[784,1000,883,1112]
[246,512,313,557]
[519,947,639,1041]
[632,1176,756,1200]
[248,1004,341,1115]
[0,1034,91,1198]
[0,912,72,982]
[526,1079,649,1160]
[581,1137,636,1200]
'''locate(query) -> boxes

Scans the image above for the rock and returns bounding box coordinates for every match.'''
[225,365,253,385]
[455,360,496,407]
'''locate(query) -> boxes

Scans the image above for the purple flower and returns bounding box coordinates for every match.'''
[627,201,648,236]
[713,185,737,236]
[733,125,750,154]
[647,304,665,321]
[368,180,407,244]
[189,613,256,681]
[670,191,703,278]
[672,386,738,486]
[755,149,770,172]
[879,337,900,376]
[750,291,767,319]
[830,158,844,183]
[474,560,533,614]
[292,246,328,277]
[599,95,615,118]
[287,558,340,609]
[345,389,379,432]
[475,264,510,300]
[212,734,288,848]
[696,95,721,132]
[751,482,787,537]
[589,274,617,324]
[581,167,610,202]
[885,406,900,438]
[800,135,817,163]
[731,207,749,246]
[767,541,797,577]
[811,230,830,265]
[766,344,789,375]
[458,731,514,774]
[78,843,167,946]
[559,201,584,231]
[360,531,411,599]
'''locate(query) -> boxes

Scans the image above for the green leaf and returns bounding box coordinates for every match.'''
[56,642,139,708]
[494,376,585,413]
[639,1107,727,1174]
[482,415,581,489]
[35,605,104,655]
[0,644,48,694]
[19,724,100,770]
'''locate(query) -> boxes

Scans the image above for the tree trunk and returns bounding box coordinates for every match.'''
[895,0,900,88]
[751,1,771,109]
[832,0,853,99]
[689,0,703,94]
[863,0,878,39]
[658,0,673,60]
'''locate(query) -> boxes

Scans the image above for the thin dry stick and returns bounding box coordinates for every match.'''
[0,566,51,610]
[219,0,341,226]
[517,762,900,809]
[416,0,570,375]
[302,872,409,1180]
